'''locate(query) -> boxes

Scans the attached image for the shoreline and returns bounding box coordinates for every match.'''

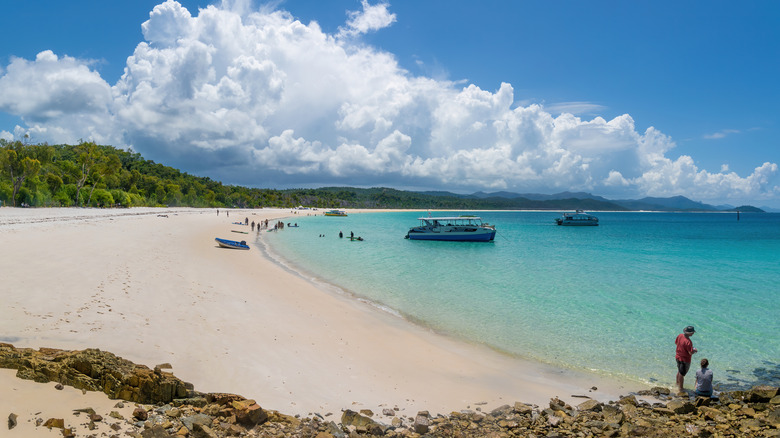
[1,207,642,420]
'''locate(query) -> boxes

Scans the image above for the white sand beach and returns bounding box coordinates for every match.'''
[0,207,638,435]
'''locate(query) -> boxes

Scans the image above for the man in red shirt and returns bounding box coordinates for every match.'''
[675,325,698,395]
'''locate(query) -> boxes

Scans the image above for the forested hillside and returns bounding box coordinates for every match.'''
[0,140,627,210]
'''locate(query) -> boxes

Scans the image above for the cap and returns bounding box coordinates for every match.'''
[684,326,696,334]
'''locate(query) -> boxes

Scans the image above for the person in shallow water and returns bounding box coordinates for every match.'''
[675,325,698,395]
[695,358,714,398]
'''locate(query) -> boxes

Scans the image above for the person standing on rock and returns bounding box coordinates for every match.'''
[675,325,698,395]
[695,358,714,398]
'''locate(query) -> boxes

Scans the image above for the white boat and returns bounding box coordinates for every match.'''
[555,210,599,226]
[324,209,347,217]
[405,216,496,241]
[215,238,250,250]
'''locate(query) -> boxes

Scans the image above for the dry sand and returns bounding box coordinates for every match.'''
[0,207,640,436]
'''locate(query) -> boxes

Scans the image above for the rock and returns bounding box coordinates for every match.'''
[602,404,624,424]
[577,399,603,412]
[618,395,638,406]
[748,385,779,402]
[0,346,190,404]
[234,401,267,426]
[133,407,149,421]
[359,409,373,417]
[181,413,213,432]
[771,395,780,405]
[43,418,65,429]
[767,407,780,427]
[193,423,220,438]
[413,414,430,434]
[341,410,383,435]
[490,404,512,416]
[109,410,124,420]
[382,408,395,416]
[141,425,173,437]
[55,383,64,390]
[89,413,103,422]
[667,399,696,414]
[154,363,173,374]
[513,402,533,415]
[8,413,17,430]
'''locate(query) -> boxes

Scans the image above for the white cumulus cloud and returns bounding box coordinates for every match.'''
[0,0,777,206]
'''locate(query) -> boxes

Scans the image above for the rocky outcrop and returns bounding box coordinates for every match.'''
[0,343,190,404]
[2,343,779,437]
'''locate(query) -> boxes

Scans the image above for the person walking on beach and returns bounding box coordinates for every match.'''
[675,325,698,395]
[695,358,714,398]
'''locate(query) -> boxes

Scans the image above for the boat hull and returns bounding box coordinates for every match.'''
[215,238,250,250]
[406,229,496,241]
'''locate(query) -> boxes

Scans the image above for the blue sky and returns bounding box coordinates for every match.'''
[1,0,778,207]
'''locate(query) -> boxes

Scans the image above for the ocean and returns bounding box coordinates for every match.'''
[259,211,780,391]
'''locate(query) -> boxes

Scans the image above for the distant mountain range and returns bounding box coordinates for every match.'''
[426,190,767,212]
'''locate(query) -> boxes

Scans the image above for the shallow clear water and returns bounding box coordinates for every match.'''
[261,211,780,390]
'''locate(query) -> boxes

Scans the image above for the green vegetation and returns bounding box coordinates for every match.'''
[8,140,755,211]
[0,140,629,210]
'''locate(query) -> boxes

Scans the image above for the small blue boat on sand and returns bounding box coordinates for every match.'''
[215,238,250,250]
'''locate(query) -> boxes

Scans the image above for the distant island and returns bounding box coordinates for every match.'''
[0,140,766,212]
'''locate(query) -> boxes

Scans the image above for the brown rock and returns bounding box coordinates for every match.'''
[193,423,219,438]
[234,402,267,426]
[133,407,148,421]
[141,425,173,438]
[413,414,430,434]
[89,413,103,422]
[748,385,779,402]
[602,404,624,424]
[359,409,374,417]
[43,418,65,429]
[8,413,17,430]
[55,383,64,390]
[666,399,696,414]
[577,399,602,412]
[513,402,533,415]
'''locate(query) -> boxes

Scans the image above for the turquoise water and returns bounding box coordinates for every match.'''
[260,211,780,390]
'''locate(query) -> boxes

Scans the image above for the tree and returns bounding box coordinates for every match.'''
[73,141,103,207]
[86,153,121,206]
[0,141,42,206]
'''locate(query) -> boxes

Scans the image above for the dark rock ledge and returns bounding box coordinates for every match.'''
[2,343,779,437]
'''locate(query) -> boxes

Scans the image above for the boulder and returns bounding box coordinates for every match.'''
[341,410,383,435]
[42,418,65,429]
[181,413,214,432]
[141,425,173,438]
[513,402,533,415]
[413,414,430,434]
[234,401,267,426]
[133,407,149,421]
[748,386,779,403]
[577,399,602,412]
[7,413,17,430]
[601,404,624,424]
[667,399,696,414]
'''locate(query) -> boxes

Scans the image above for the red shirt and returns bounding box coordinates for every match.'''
[675,333,693,362]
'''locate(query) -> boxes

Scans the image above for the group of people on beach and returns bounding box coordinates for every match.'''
[675,325,714,398]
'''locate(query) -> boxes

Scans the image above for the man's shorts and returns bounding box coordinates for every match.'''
[677,360,691,376]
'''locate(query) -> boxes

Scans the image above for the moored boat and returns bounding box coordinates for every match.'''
[555,210,599,226]
[405,216,496,241]
[324,209,347,216]
[215,238,250,250]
